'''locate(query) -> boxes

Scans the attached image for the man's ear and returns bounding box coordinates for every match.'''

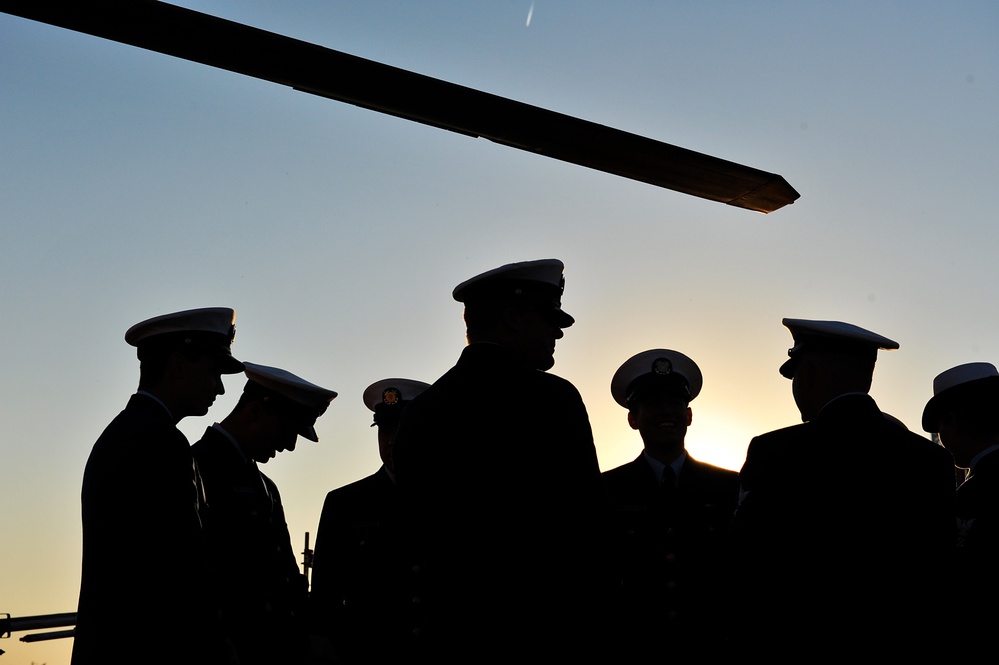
[165,350,188,380]
[242,398,268,425]
[627,410,639,430]
[501,305,524,330]
[686,407,693,426]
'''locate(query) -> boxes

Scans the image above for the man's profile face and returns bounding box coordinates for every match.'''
[790,355,816,422]
[509,307,564,371]
[178,353,226,417]
[628,395,691,452]
[376,415,401,472]
[248,407,301,464]
[935,412,973,468]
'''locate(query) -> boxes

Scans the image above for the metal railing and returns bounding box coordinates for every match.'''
[0,612,77,651]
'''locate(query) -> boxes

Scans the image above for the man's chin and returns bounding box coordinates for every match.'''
[648,432,685,449]
[535,353,556,371]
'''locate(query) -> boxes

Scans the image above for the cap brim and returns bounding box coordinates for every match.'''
[554,308,574,328]
[219,355,246,374]
[628,387,691,407]
[920,399,940,433]
[921,375,999,432]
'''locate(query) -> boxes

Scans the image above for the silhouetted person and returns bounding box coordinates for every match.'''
[73,308,244,665]
[392,259,606,663]
[311,378,430,664]
[603,349,738,660]
[731,319,955,657]
[192,362,336,665]
[923,362,999,647]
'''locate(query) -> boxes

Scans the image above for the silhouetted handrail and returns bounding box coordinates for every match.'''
[20,628,76,643]
[1,612,77,640]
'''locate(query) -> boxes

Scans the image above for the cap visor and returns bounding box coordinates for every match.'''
[920,402,939,433]
[556,309,575,328]
[220,355,246,374]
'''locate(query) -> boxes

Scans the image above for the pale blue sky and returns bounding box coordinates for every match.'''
[3,2,998,662]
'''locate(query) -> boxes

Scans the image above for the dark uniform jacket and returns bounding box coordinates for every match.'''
[602,452,738,660]
[953,448,999,643]
[192,425,309,665]
[311,466,419,663]
[72,394,227,665]
[392,342,607,663]
[731,393,956,656]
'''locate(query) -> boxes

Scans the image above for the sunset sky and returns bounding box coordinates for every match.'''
[3,2,998,662]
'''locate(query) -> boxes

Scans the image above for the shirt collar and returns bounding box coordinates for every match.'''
[642,448,687,487]
[969,444,999,475]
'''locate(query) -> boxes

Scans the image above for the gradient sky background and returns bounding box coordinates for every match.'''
[3,1,998,662]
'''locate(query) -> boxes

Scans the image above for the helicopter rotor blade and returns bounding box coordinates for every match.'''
[0,0,799,213]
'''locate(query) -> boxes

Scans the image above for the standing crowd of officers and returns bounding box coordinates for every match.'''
[70,258,999,664]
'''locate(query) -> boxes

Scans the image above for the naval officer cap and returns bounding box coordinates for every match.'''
[125,307,244,373]
[779,318,899,379]
[922,362,999,432]
[363,378,431,427]
[611,349,703,408]
[242,362,337,442]
[452,258,574,328]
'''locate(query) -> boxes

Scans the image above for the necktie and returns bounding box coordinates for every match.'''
[661,466,677,503]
